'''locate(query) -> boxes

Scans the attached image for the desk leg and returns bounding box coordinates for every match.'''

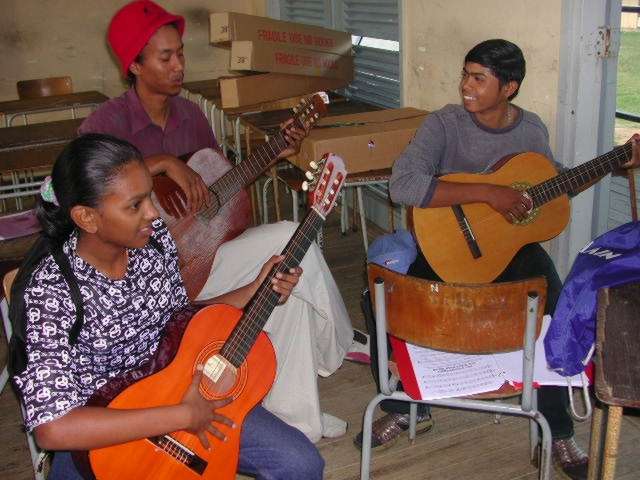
[211,105,220,147]
[244,128,258,226]
[234,117,243,164]
[587,404,605,480]
[270,167,281,222]
[220,113,228,156]
[340,190,348,235]
[357,186,368,253]
[601,405,623,480]
[351,188,358,232]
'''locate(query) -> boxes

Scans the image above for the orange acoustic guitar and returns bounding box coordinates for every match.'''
[82,153,346,479]
[153,94,328,300]
[412,143,633,283]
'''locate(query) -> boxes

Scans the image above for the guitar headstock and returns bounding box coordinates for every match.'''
[303,153,347,218]
[290,92,329,131]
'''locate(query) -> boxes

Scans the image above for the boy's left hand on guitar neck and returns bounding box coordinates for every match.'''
[276,118,310,161]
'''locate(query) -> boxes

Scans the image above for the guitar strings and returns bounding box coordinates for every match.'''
[224,213,323,364]
[198,105,315,217]
[221,211,325,365]
[529,143,630,207]
[434,144,633,238]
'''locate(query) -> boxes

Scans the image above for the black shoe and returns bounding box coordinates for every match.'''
[552,437,588,480]
[353,412,434,450]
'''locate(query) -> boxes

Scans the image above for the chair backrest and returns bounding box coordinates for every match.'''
[367,263,547,354]
[17,76,73,100]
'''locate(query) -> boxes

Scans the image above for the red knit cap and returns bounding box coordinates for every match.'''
[108,0,185,76]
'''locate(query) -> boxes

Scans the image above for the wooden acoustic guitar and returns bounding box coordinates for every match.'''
[412,143,633,283]
[153,94,327,300]
[84,153,346,479]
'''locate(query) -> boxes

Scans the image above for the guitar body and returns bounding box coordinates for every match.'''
[153,149,251,300]
[89,304,276,480]
[413,152,571,283]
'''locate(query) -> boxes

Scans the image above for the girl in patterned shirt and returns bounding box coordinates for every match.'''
[9,133,323,479]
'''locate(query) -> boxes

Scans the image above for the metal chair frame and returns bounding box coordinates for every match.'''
[360,265,552,480]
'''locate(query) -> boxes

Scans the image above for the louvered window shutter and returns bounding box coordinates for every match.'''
[279,0,400,107]
[280,0,332,27]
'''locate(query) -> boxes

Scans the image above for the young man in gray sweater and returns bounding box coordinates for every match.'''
[356,38,639,480]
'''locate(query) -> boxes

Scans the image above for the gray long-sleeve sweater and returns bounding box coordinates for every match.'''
[389,104,556,208]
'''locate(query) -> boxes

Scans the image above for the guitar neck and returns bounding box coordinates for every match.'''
[211,127,296,206]
[220,208,325,367]
[529,143,632,208]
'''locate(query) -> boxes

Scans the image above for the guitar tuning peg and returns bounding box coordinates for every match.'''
[292,106,298,113]
[302,181,309,191]
[305,171,314,181]
[309,161,319,171]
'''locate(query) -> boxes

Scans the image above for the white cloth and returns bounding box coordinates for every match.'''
[196,221,353,442]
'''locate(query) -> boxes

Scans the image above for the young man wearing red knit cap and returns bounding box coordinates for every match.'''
[78,0,363,468]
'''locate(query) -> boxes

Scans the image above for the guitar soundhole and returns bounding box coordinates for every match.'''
[194,342,248,401]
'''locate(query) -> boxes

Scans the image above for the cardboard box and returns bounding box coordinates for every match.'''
[228,41,353,81]
[230,41,354,81]
[219,73,348,109]
[210,12,352,56]
[289,108,428,174]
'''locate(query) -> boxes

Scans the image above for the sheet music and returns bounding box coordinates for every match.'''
[401,315,587,400]
[405,345,506,400]
[496,315,585,387]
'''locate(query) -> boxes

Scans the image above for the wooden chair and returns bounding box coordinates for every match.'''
[0,268,46,479]
[587,283,640,480]
[14,76,74,129]
[17,76,73,100]
[360,263,552,479]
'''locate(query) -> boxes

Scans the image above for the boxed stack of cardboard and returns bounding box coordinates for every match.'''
[290,108,429,174]
[210,12,353,108]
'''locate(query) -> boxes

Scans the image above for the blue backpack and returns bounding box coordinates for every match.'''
[545,221,640,377]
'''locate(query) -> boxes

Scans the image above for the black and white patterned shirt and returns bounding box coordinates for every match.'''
[13,218,189,430]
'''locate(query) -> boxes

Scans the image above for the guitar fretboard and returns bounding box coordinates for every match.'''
[220,209,324,367]
[529,142,632,208]
[198,117,307,219]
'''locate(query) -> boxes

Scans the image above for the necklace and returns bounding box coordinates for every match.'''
[506,104,512,126]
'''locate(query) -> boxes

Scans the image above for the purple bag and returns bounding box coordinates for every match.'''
[545,221,640,376]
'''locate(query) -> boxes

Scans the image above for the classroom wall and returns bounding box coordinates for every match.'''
[0,0,266,102]
[402,0,562,151]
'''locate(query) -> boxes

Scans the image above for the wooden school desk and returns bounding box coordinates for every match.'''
[0,90,108,127]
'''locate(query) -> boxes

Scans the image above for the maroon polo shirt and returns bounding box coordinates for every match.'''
[78,88,217,157]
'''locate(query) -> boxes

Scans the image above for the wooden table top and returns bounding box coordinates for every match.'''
[0,118,82,152]
[0,91,108,116]
[0,144,65,171]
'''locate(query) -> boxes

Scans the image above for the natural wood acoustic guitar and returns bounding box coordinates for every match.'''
[412,143,633,283]
[153,94,328,300]
[81,153,346,479]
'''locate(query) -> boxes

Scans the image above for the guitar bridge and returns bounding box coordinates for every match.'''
[148,435,207,474]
